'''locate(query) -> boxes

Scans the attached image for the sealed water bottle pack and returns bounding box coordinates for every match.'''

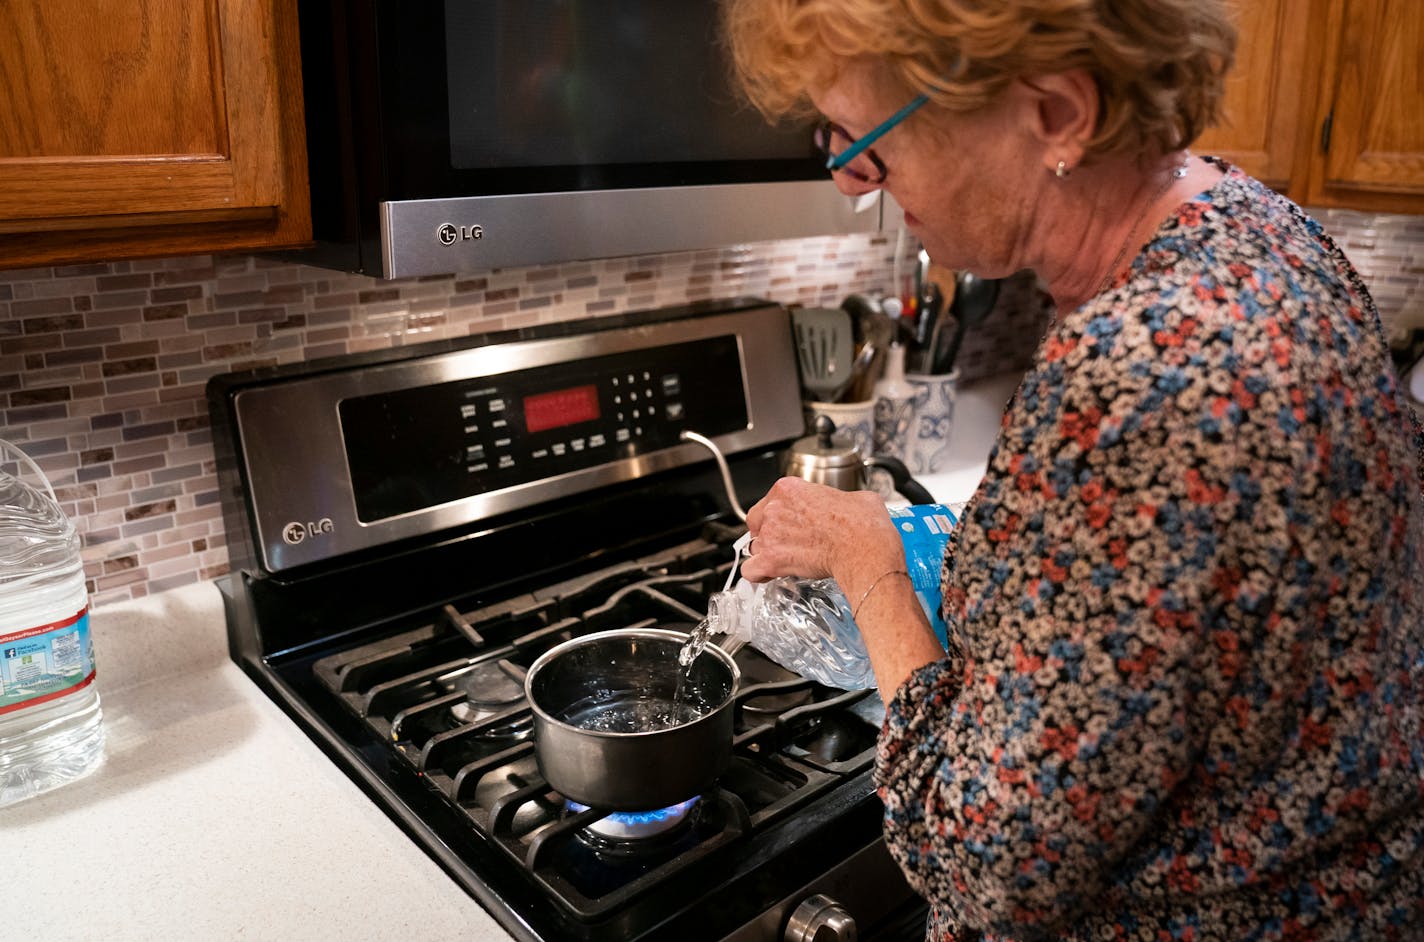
[712,503,957,689]
[0,439,104,807]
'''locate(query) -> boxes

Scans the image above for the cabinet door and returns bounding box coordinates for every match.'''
[1302,0,1424,210]
[0,0,309,266]
[1194,0,1311,192]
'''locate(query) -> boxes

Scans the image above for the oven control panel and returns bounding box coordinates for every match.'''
[219,303,804,572]
[339,336,748,522]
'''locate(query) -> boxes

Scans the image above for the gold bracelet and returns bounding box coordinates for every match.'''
[851,568,910,621]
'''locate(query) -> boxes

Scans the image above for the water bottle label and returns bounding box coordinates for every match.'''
[887,504,957,647]
[0,608,96,716]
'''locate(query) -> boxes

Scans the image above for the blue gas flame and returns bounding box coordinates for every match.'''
[567,796,698,825]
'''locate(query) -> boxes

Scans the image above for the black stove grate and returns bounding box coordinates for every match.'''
[308,524,884,922]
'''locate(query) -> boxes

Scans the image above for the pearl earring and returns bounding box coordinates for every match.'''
[1055,160,1070,179]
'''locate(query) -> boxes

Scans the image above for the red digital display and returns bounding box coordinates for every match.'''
[523,384,601,433]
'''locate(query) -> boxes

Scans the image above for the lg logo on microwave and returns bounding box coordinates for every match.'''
[437,223,483,246]
[283,518,334,545]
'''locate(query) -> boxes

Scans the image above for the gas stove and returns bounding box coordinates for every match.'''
[208,300,925,941]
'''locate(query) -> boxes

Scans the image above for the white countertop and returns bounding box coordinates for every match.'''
[5,371,1020,941]
[6,582,513,942]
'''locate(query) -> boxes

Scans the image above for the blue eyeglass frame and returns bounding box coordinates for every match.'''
[824,93,931,174]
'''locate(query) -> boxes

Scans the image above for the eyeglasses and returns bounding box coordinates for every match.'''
[813,93,930,184]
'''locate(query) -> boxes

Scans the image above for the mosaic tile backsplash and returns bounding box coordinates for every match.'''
[3,208,1422,606]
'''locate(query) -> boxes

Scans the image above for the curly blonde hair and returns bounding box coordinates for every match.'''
[721,0,1236,160]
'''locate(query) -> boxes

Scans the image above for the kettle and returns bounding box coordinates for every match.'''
[786,415,936,504]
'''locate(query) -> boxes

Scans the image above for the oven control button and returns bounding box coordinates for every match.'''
[784,895,856,942]
[666,402,685,420]
[552,443,567,456]
[571,438,586,451]
[615,429,630,442]
[489,398,506,412]
[662,374,681,396]
[589,434,606,447]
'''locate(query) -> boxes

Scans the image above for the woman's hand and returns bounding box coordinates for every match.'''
[742,477,945,693]
[740,477,905,586]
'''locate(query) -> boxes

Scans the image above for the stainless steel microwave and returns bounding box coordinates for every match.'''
[293,0,893,279]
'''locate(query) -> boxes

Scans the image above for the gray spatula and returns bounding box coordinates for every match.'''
[791,307,855,401]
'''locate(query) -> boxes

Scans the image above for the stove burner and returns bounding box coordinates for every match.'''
[448,659,528,727]
[568,797,699,840]
[455,659,526,705]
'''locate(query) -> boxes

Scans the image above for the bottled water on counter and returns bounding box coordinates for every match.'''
[712,504,957,689]
[0,440,104,807]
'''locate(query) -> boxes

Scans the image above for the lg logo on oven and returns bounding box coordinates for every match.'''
[437,223,483,246]
[283,518,334,545]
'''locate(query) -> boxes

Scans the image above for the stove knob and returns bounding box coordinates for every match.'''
[784,893,857,942]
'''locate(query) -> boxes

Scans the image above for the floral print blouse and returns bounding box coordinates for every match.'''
[875,161,1424,941]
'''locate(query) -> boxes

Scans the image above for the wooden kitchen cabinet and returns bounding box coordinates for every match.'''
[1300,0,1424,211]
[1196,0,1424,214]
[0,0,311,269]
[1195,0,1311,191]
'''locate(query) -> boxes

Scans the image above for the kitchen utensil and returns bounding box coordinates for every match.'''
[913,248,930,311]
[933,272,1000,375]
[841,294,897,402]
[526,627,740,811]
[919,265,957,372]
[912,282,945,373]
[907,254,958,372]
[791,307,856,401]
[842,343,879,404]
[785,415,936,504]
[910,249,931,349]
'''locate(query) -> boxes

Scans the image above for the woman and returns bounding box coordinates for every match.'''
[724,1,1424,939]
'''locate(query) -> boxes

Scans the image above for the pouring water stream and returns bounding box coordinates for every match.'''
[673,531,751,707]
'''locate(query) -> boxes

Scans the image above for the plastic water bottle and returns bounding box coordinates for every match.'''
[0,440,104,807]
[713,503,957,689]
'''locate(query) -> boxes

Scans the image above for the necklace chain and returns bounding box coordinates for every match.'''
[1096,154,1192,297]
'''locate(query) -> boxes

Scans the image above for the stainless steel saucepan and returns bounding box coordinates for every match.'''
[525,628,740,811]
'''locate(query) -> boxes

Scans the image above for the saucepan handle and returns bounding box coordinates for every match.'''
[864,456,935,505]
